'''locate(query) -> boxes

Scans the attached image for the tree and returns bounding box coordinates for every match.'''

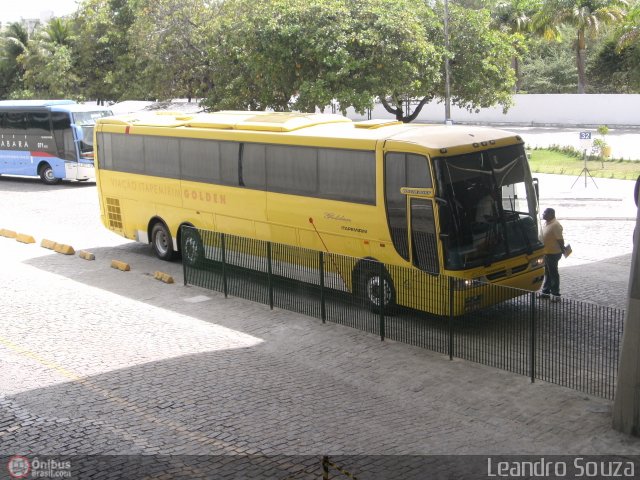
[19,44,80,98]
[423,3,517,119]
[348,0,443,122]
[204,0,367,112]
[204,0,517,123]
[589,37,640,92]
[533,0,628,93]
[616,1,640,51]
[0,22,31,96]
[492,0,542,91]
[588,2,640,93]
[128,0,217,101]
[41,17,73,50]
[72,0,138,103]
[520,31,579,92]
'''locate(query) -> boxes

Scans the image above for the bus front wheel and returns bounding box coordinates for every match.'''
[151,222,175,261]
[356,265,396,313]
[39,163,61,185]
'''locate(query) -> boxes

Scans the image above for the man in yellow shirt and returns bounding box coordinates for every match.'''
[539,208,565,302]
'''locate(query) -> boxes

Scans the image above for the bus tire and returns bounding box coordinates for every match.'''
[355,264,396,313]
[151,222,175,261]
[182,227,204,267]
[39,163,61,185]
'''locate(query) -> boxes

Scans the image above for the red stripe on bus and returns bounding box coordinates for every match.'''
[30,152,55,157]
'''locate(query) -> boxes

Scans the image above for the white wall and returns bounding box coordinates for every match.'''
[340,94,640,127]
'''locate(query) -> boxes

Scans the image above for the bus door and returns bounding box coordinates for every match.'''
[406,195,439,274]
[384,151,439,274]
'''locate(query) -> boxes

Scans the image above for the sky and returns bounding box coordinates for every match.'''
[1,0,79,24]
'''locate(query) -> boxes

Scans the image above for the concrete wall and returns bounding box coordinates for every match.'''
[341,94,640,127]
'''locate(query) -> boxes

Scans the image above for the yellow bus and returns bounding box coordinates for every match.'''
[94,111,545,315]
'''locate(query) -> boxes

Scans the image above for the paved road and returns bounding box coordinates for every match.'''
[0,175,638,477]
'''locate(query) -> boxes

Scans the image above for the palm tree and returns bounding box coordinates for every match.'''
[2,22,30,62]
[0,22,31,89]
[616,2,639,51]
[40,17,72,51]
[533,0,628,93]
[493,0,543,91]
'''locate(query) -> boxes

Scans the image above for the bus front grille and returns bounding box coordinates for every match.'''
[486,270,507,281]
[105,198,123,231]
[511,263,528,275]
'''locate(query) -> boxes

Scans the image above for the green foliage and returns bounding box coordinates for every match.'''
[0,0,637,103]
[589,36,640,93]
[128,0,216,101]
[71,0,138,102]
[519,34,577,92]
[202,0,443,117]
[532,0,629,93]
[20,45,81,99]
[201,0,518,122]
[442,4,518,113]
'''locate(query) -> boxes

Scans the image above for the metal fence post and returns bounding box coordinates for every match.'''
[319,251,326,323]
[267,242,274,310]
[322,456,330,480]
[530,291,536,383]
[448,276,454,360]
[221,233,228,299]
[182,227,188,286]
[379,261,385,341]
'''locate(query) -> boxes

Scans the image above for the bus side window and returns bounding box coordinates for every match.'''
[26,112,54,153]
[6,112,26,134]
[26,112,50,137]
[51,112,75,161]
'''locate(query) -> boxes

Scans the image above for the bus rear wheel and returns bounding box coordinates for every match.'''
[39,163,61,185]
[356,265,396,313]
[151,222,175,261]
[182,227,204,267]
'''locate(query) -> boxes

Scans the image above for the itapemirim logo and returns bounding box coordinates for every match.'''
[7,455,31,479]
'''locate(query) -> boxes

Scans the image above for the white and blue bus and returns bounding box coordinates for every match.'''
[0,100,112,184]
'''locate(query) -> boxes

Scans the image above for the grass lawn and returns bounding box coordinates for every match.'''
[528,149,640,181]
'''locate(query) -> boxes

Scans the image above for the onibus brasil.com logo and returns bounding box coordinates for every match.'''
[7,455,71,479]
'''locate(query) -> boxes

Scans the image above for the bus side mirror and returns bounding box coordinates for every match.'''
[533,178,539,202]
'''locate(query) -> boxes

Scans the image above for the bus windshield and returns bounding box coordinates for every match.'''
[434,144,542,270]
[72,110,112,157]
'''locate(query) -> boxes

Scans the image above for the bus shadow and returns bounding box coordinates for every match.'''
[0,175,96,192]
[22,245,627,399]
[22,244,631,337]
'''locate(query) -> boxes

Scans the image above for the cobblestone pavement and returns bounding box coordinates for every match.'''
[0,174,639,477]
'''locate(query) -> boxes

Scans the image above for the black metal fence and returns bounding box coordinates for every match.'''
[182,227,624,400]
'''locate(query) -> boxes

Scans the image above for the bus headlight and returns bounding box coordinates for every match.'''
[453,278,484,290]
[530,256,544,268]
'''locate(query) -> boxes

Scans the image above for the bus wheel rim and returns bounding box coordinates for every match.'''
[366,276,391,306]
[184,236,198,262]
[155,230,169,255]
